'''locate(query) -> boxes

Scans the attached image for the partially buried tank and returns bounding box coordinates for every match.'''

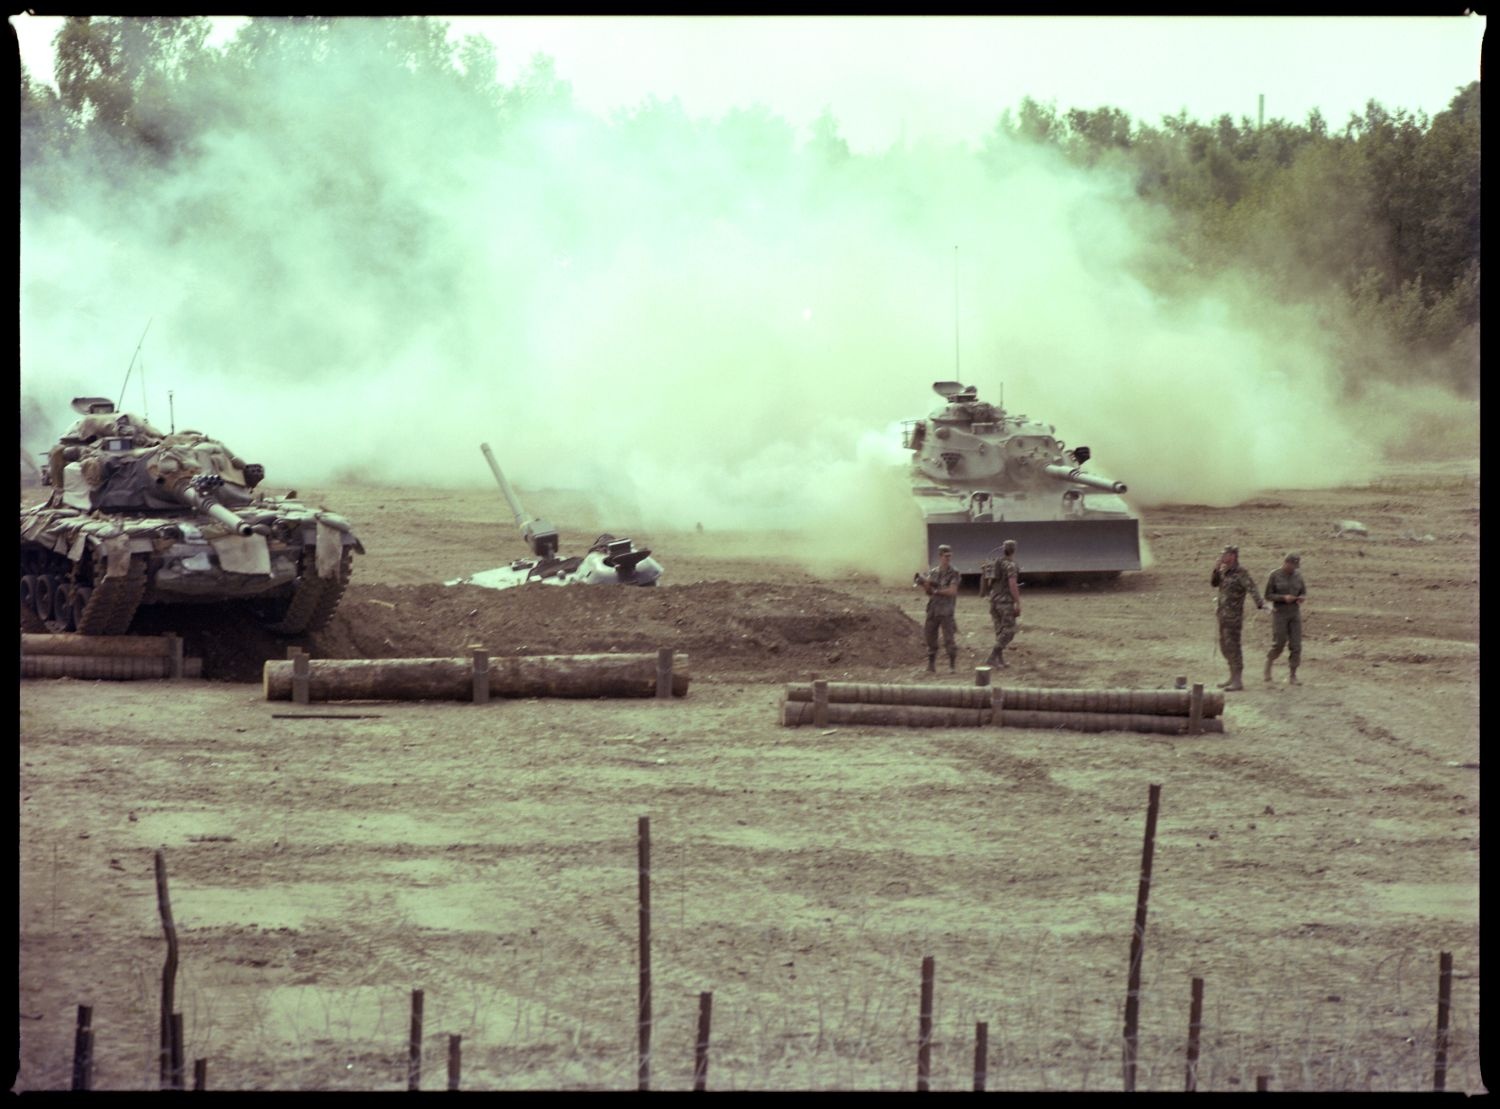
[20,397,364,635]
[446,442,662,589]
[904,381,1142,576]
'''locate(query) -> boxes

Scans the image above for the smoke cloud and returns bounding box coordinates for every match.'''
[20,22,1477,582]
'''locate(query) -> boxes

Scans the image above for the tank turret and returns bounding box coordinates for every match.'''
[21,396,363,635]
[904,382,1141,575]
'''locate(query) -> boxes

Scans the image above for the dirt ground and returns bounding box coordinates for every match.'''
[16,460,1482,1091]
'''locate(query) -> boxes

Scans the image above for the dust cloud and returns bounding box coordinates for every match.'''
[19,21,1476,582]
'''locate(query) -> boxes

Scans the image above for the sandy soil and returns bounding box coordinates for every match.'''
[17,461,1482,1091]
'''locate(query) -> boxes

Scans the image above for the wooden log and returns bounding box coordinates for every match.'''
[998,709,1223,734]
[22,655,203,680]
[782,701,989,728]
[264,652,691,702]
[785,682,1224,717]
[22,633,184,658]
[781,700,1222,732]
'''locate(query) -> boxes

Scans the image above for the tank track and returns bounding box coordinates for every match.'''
[74,552,149,636]
[267,546,353,635]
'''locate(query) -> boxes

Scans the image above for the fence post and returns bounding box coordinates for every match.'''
[656,648,674,699]
[1188,682,1204,736]
[70,1005,93,1091]
[193,1058,207,1091]
[408,988,423,1090]
[693,990,713,1091]
[1435,951,1453,1091]
[1122,783,1162,1092]
[470,650,489,704]
[917,955,934,1091]
[1185,976,1204,1092]
[155,849,180,1090]
[974,666,991,687]
[290,647,309,705]
[973,1020,988,1092]
[448,1033,461,1091]
[813,680,829,727]
[638,816,652,1091]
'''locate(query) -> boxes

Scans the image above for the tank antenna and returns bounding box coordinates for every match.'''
[169,390,175,434]
[116,317,153,411]
[952,244,960,379]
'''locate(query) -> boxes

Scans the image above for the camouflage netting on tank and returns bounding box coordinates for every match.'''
[128,581,922,682]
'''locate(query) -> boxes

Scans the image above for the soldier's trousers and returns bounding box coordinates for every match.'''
[924,612,957,654]
[1217,616,1244,672]
[1267,607,1302,667]
[990,603,1017,655]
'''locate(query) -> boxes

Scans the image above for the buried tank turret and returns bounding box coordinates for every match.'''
[449,442,663,589]
[20,396,363,635]
[903,381,1142,576]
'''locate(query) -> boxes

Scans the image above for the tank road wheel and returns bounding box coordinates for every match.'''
[20,574,45,634]
[47,582,77,633]
[69,585,93,631]
[264,546,354,636]
[34,575,62,630]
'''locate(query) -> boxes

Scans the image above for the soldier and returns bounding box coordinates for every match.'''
[1263,551,1308,684]
[915,543,961,672]
[1210,544,1264,691]
[981,539,1021,669]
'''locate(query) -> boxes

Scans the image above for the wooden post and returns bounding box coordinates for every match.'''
[408,988,424,1091]
[812,679,829,727]
[1256,1074,1269,1091]
[693,990,713,1091]
[656,648,674,700]
[168,635,184,679]
[974,666,991,687]
[1435,951,1453,1091]
[917,955,934,1091]
[290,647,309,706]
[470,650,489,705]
[991,685,1004,727]
[70,1005,93,1091]
[193,1058,207,1091]
[638,816,652,1091]
[1122,783,1162,1092]
[170,1012,185,1090]
[448,1034,461,1091]
[1185,976,1204,1092]
[155,849,180,1090]
[1188,682,1204,736]
[973,1021,988,1092]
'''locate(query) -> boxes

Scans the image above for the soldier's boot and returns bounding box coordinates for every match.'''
[947,650,958,672]
[926,653,936,674]
[1216,674,1234,689]
[994,649,1008,670]
[1264,656,1274,683]
[1224,669,1245,692]
[1288,665,1300,685]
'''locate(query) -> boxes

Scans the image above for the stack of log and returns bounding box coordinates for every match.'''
[20,633,198,680]
[781,680,1224,734]
[263,648,688,703]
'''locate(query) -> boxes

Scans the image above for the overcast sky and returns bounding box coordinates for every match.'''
[12,14,1485,152]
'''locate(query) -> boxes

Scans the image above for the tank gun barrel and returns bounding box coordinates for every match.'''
[1042,463,1127,494]
[480,442,560,558]
[178,479,254,535]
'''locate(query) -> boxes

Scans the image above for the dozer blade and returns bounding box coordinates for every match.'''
[926,519,1142,576]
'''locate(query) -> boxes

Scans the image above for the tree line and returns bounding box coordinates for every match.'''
[20,16,1479,395]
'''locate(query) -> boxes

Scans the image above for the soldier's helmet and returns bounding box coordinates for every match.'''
[1284,551,1301,564]
[1222,544,1239,555]
[1002,539,1017,554]
[937,544,953,555]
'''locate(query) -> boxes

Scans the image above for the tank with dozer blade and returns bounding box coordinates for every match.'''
[449,442,663,589]
[20,397,364,635]
[903,381,1141,576]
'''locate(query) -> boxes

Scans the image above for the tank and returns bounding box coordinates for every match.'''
[903,381,1142,576]
[449,442,663,589]
[20,397,363,635]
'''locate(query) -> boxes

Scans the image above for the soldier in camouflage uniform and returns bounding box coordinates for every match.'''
[980,539,1021,669]
[1210,544,1264,691]
[916,544,961,672]
[1263,551,1308,685]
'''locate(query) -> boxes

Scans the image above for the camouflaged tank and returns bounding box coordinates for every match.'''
[20,397,363,635]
